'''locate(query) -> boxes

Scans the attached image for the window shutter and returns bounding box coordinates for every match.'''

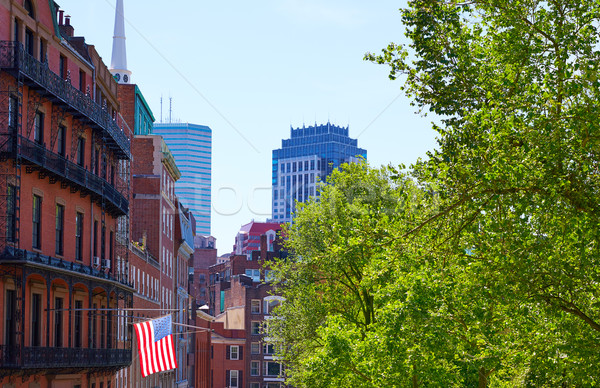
[239,346,243,360]
[226,345,230,360]
[239,370,243,387]
[226,370,230,385]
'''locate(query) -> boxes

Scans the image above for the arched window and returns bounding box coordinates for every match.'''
[24,0,34,19]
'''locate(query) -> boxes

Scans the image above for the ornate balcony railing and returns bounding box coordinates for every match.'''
[1,246,133,288]
[0,41,131,159]
[16,135,128,215]
[0,345,131,370]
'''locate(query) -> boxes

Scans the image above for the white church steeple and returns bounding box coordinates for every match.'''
[109,0,131,84]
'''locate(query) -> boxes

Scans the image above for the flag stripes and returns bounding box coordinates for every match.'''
[134,316,177,377]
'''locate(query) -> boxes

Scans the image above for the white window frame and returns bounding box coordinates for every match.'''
[230,345,239,360]
[250,360,260,376]
[229,370,239,388]
[251,299,261,314]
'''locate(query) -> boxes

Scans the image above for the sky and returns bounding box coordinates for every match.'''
[58,0,438,255]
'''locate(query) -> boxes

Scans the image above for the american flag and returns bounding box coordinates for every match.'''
[134,315,178,377]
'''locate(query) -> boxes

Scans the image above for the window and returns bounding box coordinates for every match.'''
[109,231,114,262]
[228,345,240,360]
[250,361,260,376]
[14,19,20,43]
[263,343,275,355]
[8,96,18,132]
[24,0,34,18]
[250,384,260,388]
[93,220,98,258]
[74,300,82,347]
[94,149,99,175]
[59,55,67,80]
[55,204,64,255]
[229,370,239,388]
[245,269,260,282]
[101,225,106,260]
[6,184,16,242]
[251,342,260,354]
[57,125,66,156]
[251,321,261,335]
[39,38,46,63]
[32,194,41,249]
[75,212,83,261]
[34,111,43,144]
[54,297,63,347]
[264,270,274,283]
[79,69,85,92]
[25,28,34,56]
[31,293,41,346]
[305,160,309,170]
[76,137,85,166]
[251,299,261,314]
[5,290,16,348]
[263,361,281,377]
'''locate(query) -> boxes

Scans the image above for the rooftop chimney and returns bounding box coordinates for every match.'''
[60,15,74,37]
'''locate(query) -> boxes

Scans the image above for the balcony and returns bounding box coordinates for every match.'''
[1,246,133,289]
[0,41,130,160]
[0,345,131,371]
[16,135,128,216]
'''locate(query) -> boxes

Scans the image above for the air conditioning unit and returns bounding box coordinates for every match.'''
[93,256,100,267]
[102,259,111,269]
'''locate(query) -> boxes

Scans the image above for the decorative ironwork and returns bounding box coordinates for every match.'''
[15,135,128,215]
[1,246,133,288]
[0,41,131,159]
[0,345,131,370]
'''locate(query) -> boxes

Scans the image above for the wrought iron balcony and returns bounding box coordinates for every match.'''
[0,345,131,370]
[17,135,128,216]
[1,247,133,289]
[0,41,131,160]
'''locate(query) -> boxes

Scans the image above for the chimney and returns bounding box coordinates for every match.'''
[60,15,74,37]
[58,10,64,26]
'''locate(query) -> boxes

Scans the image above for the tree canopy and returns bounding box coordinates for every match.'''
[269,1,600,386]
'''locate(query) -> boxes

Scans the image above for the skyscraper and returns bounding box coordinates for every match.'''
[272,122,367,222]
[153,123,212,235]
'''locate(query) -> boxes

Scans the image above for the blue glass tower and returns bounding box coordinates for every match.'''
[153,123,212,235]
[272,122,367,222]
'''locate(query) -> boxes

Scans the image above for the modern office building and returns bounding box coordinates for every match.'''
[153,122,212,235]
[272,122,367,222]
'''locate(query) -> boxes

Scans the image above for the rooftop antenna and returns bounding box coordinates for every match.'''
[169,96,172,123]
[160,95,163,123]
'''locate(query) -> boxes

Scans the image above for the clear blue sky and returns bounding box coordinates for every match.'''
[58,0,437,254]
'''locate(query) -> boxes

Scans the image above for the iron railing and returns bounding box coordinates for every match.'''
[17,135,128,215]
[1,246,133,288]
[0,345,131,369]
[0,41,131,159]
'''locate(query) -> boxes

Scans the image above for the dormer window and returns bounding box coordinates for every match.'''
[24,0,34,19]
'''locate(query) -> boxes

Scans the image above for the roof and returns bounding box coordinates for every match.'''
[238,220,282,235]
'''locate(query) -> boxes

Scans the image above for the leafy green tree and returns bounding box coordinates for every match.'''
[365,0,600,384]
[269,163,533,386]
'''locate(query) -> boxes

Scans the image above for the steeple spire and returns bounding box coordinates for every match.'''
[109,0,131,84]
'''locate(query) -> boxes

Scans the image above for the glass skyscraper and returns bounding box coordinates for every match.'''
[272,122,367,222]
[153,123,212,235]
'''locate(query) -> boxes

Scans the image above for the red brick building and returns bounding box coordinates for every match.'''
[0,1,133,387]
[209,235,287,388]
